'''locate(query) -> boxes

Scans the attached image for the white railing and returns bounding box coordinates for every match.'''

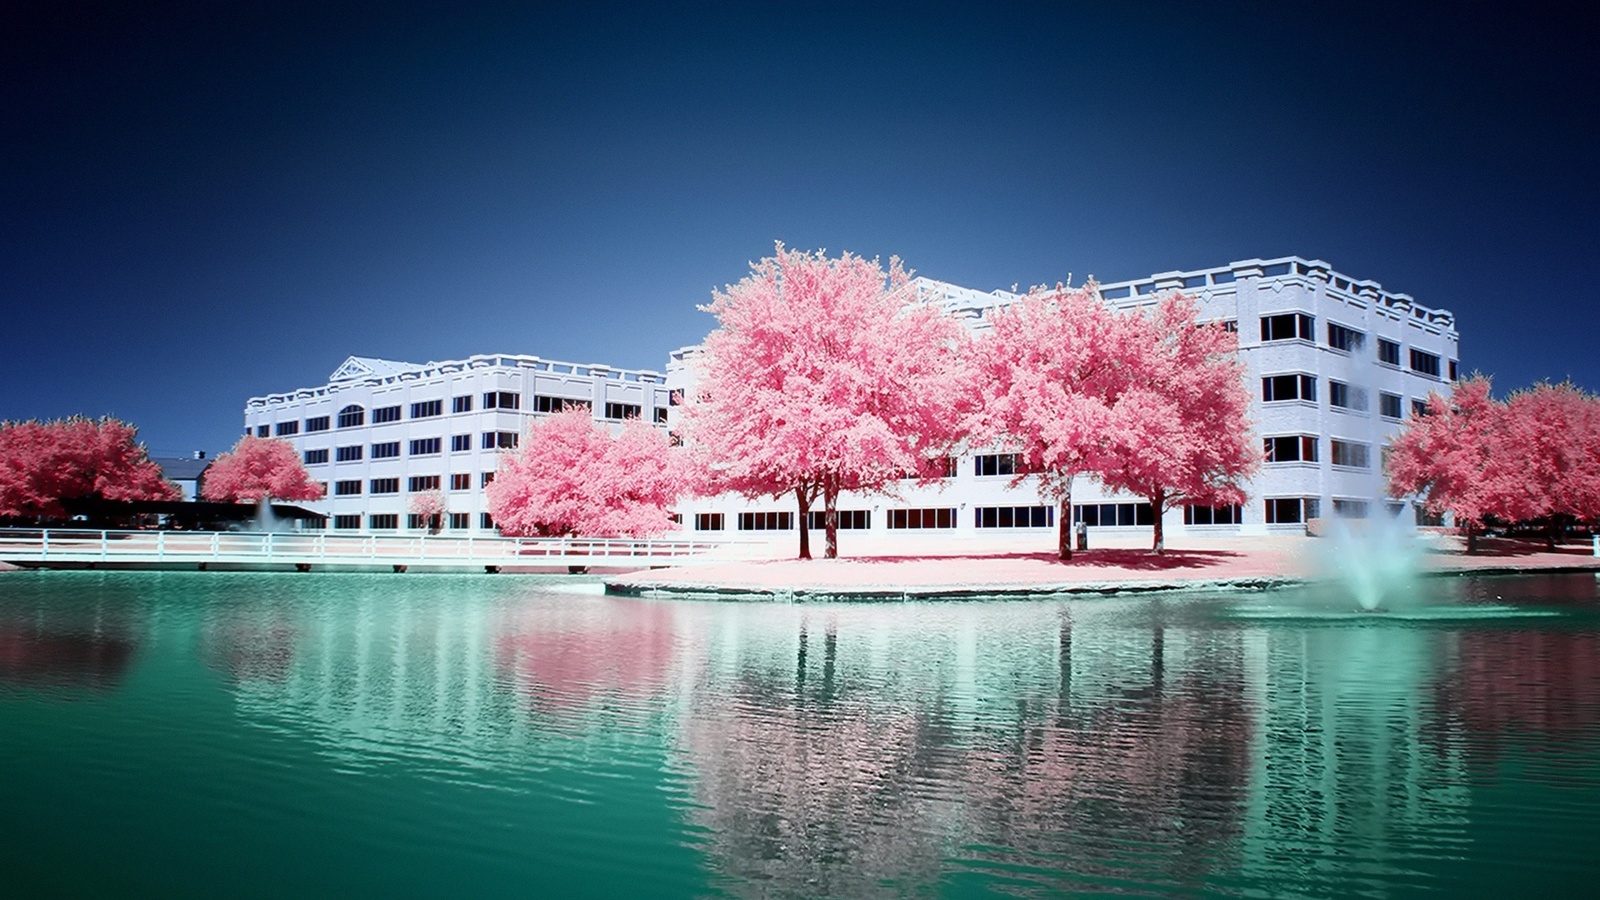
[0,528,766,569]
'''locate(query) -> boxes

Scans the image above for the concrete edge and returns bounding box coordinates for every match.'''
[604,575,1306,602]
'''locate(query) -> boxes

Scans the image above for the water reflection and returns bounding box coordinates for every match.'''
[0,582,142,691]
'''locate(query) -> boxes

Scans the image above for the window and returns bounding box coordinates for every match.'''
[303,448,329,465]
[256,425,270,437]
[482,431,518,450]
[1380,392,1403,419]
[481,472,495,487]
[975,505,1054,528]
[373,405,402,424]
[305,416,330,433]
[407,514,432,530]
[1264,435,1318,463]
[887,508,956,529]
[533,395,586,413]
[275,421,299,436]
[334,480,362,496]
[1412,399,1429,418]
[451,434,471,452]
[370,478,399,494]
[450,473,471,491]
[333,514,360,530]
[1409,349,1441,378]
[1331,439,1371,469]
[1184,504,1241,525]
[1448,359,1458,381]
[1329,381,1368,411]
[371,441,400,459]
[335,445,363,462]
[449,512,470,530]
[408,475,441,492]
[1219,319,1239,333]
[1260,312,1314,342]
[303,518,325,530]
[1265,497,1320,524]
[484,391,522,410]
[1072,503,1154,526]
[669,390,684,407]
[1262,374,1317,402]
[1378,339,1401,366]
[409,437,441,456]
[654,408,669,424]
[738,512,794,530]
[337,405,365,429]
[481,513,496,530]
[411,399,442,419]
[807,510,871,530]
[974,453,1022,477]
[369,514,398,530]
[452,396,473,414]
[605,402,642,420]
[1332,498,1371,519]
[1327,322,1365,353]
[695,513,725,531]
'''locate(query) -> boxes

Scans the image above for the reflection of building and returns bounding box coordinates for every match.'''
[670,256,1462,546]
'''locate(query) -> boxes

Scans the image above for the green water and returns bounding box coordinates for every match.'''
[3,571,1600,898]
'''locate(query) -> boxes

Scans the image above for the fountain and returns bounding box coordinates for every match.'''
[1311,511,1424,611]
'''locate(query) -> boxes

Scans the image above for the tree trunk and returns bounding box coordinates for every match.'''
[1057,489,1073,561]
[1465,520,1477,555]
[823,476,840,560]
[1150,489,1166,554]
[1547,516,1560,551]
[796,486,812,560]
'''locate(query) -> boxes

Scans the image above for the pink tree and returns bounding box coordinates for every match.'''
[1094,294,1258,554]
[201,436,325,505]
[485,408,681,538]
[972,282,1131,560]
[1485,381,1600,548]
[408,489,446,533]
[1385,376,1506,553]
[681,244,973,559]
[0,417,178,520]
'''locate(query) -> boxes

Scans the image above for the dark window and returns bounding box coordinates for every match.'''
[807,510,871,530]
[451,434,471,452]
[304,416,330,433]
[303,449,329,465]
[1260,312,1314,342]
[369,514,398,530]
[973,453,1021,477]
[668,389,684,407]
[1331,440,1370,469]
[1262,374,1317,402]
[533,395,586,413]
[695,513,725,531]
[371,441,400,459]
[1265,498,1320,524]
[1327,322,1365,352]
[1380,392,1403,419]
[481,513,495,530]
[1220,319,1239,332]
[335,445,362,462]
[1329,381,1368,411]
[654,408,669,424]
[1072,502,1154,526]
[334,480,362,496]
[1378,339,1401,366]
[450,473,471,491]
[409,437,441,456]
[887,508,956,529]
[275,421,299,436]
[1332,499,1370,519]
[1264,435,1318,463]
[481,472,495,487]
[1412,399,1429,418]
[333,515,360,530]
[974,506,1054,528]
[449,512,470,530]
[408,475,440,492]
[370,478,399,494]
[256,425,270,437]
[485,391,523,410]
[410,399,442,419]
[1184,504,1241,525]
[482,431,518,450]
[337,405,365,429]
[737,512,794,530]
[452,396,473,414]
[605,402,642,420]
[1409,349,1441,377]
[1448,359,1458,381]
[373,405,402,424]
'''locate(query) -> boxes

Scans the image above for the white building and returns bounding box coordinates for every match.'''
[242,255,1458,545]
[666,255,1460,546]
[243,354,671,533]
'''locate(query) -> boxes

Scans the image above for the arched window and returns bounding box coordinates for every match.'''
[337,405,366,429]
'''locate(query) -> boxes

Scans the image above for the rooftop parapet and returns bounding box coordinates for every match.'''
[247,353,667,409]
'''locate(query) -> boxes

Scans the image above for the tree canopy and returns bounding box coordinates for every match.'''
[0,417,177,520]
[201,435,325,504]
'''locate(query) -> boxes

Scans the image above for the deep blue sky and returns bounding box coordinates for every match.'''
[4,1,1596,456]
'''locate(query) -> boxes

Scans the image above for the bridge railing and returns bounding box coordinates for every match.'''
[0,528,766,566]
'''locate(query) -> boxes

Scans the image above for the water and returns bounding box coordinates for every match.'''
[3,571,1600,898]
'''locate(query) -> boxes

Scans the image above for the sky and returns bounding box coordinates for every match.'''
[4,1,1596,457]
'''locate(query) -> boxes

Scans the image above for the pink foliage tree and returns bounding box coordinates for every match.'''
[973,282,1131,560]
[0,417,178,520]
[486,407,681,538]
[1385,377,1505,553]
[408,489,446,533]
[201,436,325,505]
[1093,294,1258,554]
[682,244,972,559]
[1492,381,1600,547]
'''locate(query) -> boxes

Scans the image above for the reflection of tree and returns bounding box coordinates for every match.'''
[1434,628,1600,764]
[494,598,678,717]
[0,601,139,691]
[198,609,297,684]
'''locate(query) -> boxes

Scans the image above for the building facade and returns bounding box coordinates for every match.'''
[666,256,1460,545]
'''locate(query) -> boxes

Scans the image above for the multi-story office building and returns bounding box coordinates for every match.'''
[243,354,671,532]
[243,256,1458,543]
[667,256,1460,543]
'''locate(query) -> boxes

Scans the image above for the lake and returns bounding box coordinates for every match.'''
[2,570,1599,898]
